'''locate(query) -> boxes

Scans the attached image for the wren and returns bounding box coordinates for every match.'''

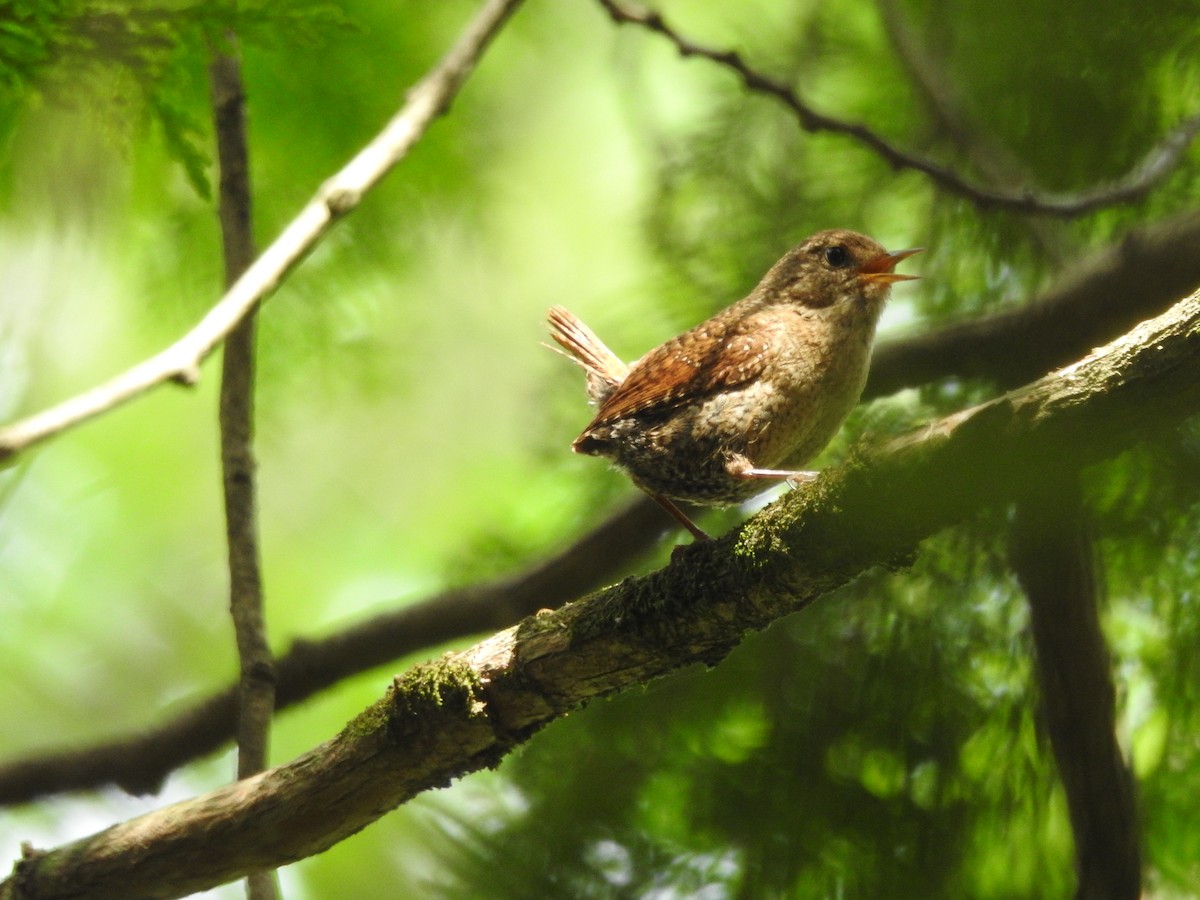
[548,229,921,540]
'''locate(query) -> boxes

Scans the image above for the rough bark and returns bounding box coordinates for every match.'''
[3,209,1199,808]
[3,284,1198,900]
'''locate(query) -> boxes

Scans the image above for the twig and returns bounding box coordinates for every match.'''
[596,0,1200,217]
[5,282,1200,900]
[0,0,526,465]
[209,40,279,900]
[874,0,1069,261]
[876,0,1025,181]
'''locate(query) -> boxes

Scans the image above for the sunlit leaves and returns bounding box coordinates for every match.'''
[0,1,350,198]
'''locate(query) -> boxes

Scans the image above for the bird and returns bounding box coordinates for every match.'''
[548,229,921,540]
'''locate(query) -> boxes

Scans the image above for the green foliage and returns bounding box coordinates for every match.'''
[0,0,351,198]
[1,0,1199,897]
[429,546,1070,899]
[0,2,69,90]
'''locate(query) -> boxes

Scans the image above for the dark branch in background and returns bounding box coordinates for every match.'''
[209,41,280,900]
[2,210,1199,806]
[596,0,1200,217]
[877,6,1168,877]
[875,0,1069,262]
[5,283,1200,900]
[0,0,526,466]
[1010,477,1141,900]
[0,498,667,804]
[866,208,1200,397]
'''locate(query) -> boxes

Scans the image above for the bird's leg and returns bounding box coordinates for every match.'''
[649,494,711,541]
[725,454,818,488]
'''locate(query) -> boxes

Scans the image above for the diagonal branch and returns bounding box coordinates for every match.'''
[0,497,668,805]
[4,279,1200,900]
[0,0,525,466]
[874,0,1070,261]
[2,210,1200,807]
[596,0,1200,217]
[876,0,1033,186]
[0,203,1194,807]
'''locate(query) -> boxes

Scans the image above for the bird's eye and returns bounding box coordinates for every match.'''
[824,245,850,268]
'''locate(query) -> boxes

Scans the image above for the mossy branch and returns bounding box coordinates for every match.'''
[4,286,1199,900]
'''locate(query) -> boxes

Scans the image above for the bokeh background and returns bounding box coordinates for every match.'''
[2,0,1199,896]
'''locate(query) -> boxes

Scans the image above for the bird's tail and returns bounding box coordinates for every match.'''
[545,305,628,404]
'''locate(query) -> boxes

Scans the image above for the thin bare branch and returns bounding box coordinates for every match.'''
[874,0,1070,261]
[597,0,1200,217]
[209,40,279,900]
[877,0,1026,182]
[5,281,1200,900]
[211,42,273,786]
[0,0,526,465]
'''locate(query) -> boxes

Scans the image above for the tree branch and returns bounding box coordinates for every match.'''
[0,0,526,466]
[866,208,1200,397]
[211,39,272,786]
[0,497,668,805]
[1010,477,1141,900]
[3,211,1199,806]
[0,0,1194,820]
[209,39,279,900]
[874,0,1069,261]
[596,0,1200,217]
[0,2,1194,819]
[4,280,1200,900]
[877,0,1030,185]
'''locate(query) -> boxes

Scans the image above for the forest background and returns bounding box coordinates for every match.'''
[1,0,1199,897]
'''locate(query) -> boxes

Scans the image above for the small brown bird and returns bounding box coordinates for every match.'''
[549,229,921,540]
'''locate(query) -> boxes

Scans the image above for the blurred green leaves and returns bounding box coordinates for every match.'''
[1,0,1199,897]
[0,0,351,198]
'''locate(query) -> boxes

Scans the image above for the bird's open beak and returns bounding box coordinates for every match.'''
[861,247,924,283]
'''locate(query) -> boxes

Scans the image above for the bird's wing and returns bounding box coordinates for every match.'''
[586,312,775,427]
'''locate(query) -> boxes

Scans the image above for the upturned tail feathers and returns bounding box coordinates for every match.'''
[546,305,628,404]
